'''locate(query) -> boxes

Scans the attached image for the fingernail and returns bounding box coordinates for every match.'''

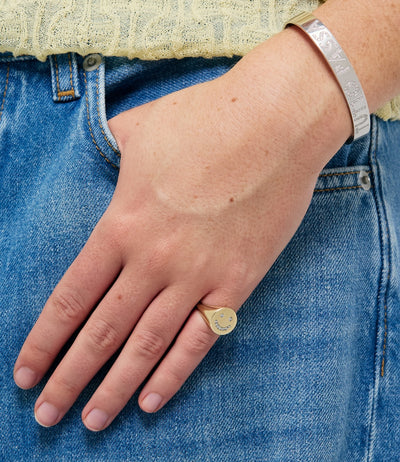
[84,408,109,431]
[14,367,38,389]
[35,402,60,427]
[141,393,163,413]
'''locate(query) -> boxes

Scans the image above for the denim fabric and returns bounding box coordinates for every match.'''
[0,52,399,461]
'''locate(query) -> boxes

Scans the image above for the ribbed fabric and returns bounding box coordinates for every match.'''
[0,0,398,120]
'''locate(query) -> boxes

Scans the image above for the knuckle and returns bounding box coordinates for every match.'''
[227,260,253,287]
[164,365,186,387]
[28,340,54,364]
[107,214,133,246]
[51,373,81,398]
[133,329,165,359]
[221,260,257,299]
[51,289,86,323]
[98,213,131,252]
[85,319,121,353]
[142,242,173,274]
[109,217,129,242]
[184,324,215,355]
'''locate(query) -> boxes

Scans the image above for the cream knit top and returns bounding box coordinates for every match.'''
[0,0,398,120]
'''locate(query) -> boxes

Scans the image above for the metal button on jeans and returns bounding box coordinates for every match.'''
[359,170,371,190]
[83,54,102,71]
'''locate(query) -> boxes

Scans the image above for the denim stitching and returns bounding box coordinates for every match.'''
[95,68,120,156]
[366,116,389,462]
[67,53,75,96]
[0,64,10,125]
[315,170,372,192]
[318,170,367,178]
[381,304,388,376]
[54,55,75,98]
[314,185,366,193]
[371,121,392,376]
[83,69,118,169]
[54,56,60,95]
[378,205,391,377]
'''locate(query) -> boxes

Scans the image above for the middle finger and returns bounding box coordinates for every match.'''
[33,268,165,427]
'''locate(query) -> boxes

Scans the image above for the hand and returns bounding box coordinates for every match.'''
[13,29,350,431]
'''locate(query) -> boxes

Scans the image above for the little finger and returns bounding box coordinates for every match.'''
[138,302,239,413]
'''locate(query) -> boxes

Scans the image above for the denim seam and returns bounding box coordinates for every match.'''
[95,67,120,156]
[67,53,75,96]
[54,54,76,98]
[366,117,391,462]
[314,184,373,193]
[375,127,392,375]
[0,64,10,125]
[83,69,119,170]
[318,170,367,178]
[315,170,372,192]
[381,304,388,376]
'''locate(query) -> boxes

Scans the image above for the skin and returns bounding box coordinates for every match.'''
[13,0,400,431]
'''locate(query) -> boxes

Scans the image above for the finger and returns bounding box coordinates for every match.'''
[14,226,122,390]
[81,286,203,431]
[33,268,163,427]
[138,296,240,414]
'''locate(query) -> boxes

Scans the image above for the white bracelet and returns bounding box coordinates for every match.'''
[286,12,370,142]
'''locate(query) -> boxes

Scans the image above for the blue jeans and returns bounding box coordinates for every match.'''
[1,52,399,461]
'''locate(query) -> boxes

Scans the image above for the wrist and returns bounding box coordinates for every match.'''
[315,0,400,114]
[225,26,353,173]
[286,12,370,143]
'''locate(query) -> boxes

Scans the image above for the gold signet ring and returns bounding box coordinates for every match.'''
[196,303,237,335]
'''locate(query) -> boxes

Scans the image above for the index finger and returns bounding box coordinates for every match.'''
[13,229,122,389]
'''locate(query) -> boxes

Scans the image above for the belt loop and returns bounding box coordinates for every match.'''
[49,53,80,102]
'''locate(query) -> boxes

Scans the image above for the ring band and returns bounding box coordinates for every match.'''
[196,303,237,335]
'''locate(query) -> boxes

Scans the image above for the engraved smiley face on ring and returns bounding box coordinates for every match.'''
[210,308,237,335]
